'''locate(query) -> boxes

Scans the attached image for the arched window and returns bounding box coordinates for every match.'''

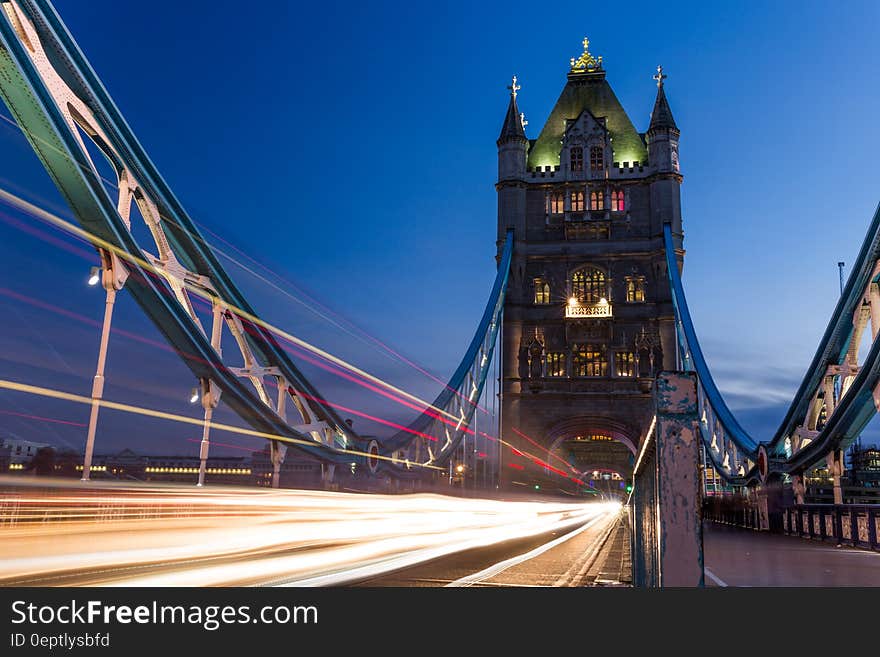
[570,147,584,172]
[615,351,635,377]
[550,192,564,214]
[571,190,584,212]
[590,146,604,171]
[611,188,625,212]
[571,267,607,304]
[533,277,550,304]
[625,276,645,303]
[572,344,606,377]
[546,352,566,377]
[590,190,604,211]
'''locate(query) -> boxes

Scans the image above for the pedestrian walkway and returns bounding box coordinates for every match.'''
[585,515,631,586]
[703,522,880,586]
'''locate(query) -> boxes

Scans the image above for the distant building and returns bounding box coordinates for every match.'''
[75,450,252,485]
[2,439,355,489]
[0,444,11,472]
[251,446,323,488]
[1,437,51,465]
[141,454,251,485]
[848,446,880,486]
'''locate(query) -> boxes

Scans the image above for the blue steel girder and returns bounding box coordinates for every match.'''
[376,230,513,475]
[0,0,365,464]
[663,224,757,484]
[663,201,880,482]
[764,203,880,459]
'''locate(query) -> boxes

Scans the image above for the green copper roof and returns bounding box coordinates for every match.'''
[527,73,648,169]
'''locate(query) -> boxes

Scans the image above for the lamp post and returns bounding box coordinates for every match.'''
[81,254,127,482]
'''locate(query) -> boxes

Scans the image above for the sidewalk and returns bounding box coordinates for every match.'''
[703,522,880,586]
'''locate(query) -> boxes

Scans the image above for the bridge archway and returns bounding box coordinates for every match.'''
[543,417,637,494]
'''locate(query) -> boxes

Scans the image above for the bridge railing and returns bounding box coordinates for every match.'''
[702,494,762,531]
[782,504,880,551]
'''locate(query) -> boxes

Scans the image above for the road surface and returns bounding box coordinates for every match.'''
[0,476,620,587]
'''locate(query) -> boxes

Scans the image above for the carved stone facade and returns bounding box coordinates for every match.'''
[495,40,685,491]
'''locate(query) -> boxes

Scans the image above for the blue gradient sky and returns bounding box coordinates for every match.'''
[1,0,879,455]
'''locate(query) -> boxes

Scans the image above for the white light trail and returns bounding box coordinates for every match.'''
[0,478,613,587]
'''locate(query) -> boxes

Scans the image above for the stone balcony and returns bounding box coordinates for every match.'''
[565,300,612,319]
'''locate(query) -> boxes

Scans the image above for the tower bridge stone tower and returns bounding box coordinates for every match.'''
[496,40,684,493]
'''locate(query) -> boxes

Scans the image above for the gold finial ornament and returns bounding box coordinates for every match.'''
[653,64,667,88]
[570,36,603,72]
[507,74,521,99]
[520,112,528,130]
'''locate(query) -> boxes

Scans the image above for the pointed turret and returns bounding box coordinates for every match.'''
[648,69,678,133]
[646,65,680,174]
[497,75,528,181]
[498,79,526,143]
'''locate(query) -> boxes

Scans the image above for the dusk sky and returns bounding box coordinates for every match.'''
[1,0,879,457]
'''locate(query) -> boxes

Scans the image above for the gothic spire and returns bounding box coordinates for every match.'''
[498,75,527,144]
[648,65,678,133]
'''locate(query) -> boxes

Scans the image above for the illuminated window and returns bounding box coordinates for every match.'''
[571,267,607,304]
[533,277,550,304]
[570,147,584,172]
[550,192,564,214]
[615,351,636,377]
[571,190,584,212]
[546,352,566,377]
[590,146,604,171]
[611,188,625,212]
[626,276,645,303]
[572,344,606,377]
[590,190,604,211]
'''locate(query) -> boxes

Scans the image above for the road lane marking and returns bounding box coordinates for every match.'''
[704,568,728,587]
[446,511,611,587]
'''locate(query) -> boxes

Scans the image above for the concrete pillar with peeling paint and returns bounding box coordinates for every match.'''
[654,371,704,587]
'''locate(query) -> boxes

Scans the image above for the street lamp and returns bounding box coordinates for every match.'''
[189,387,200,404]
[455,464,464,474]
[87,266,100,286]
